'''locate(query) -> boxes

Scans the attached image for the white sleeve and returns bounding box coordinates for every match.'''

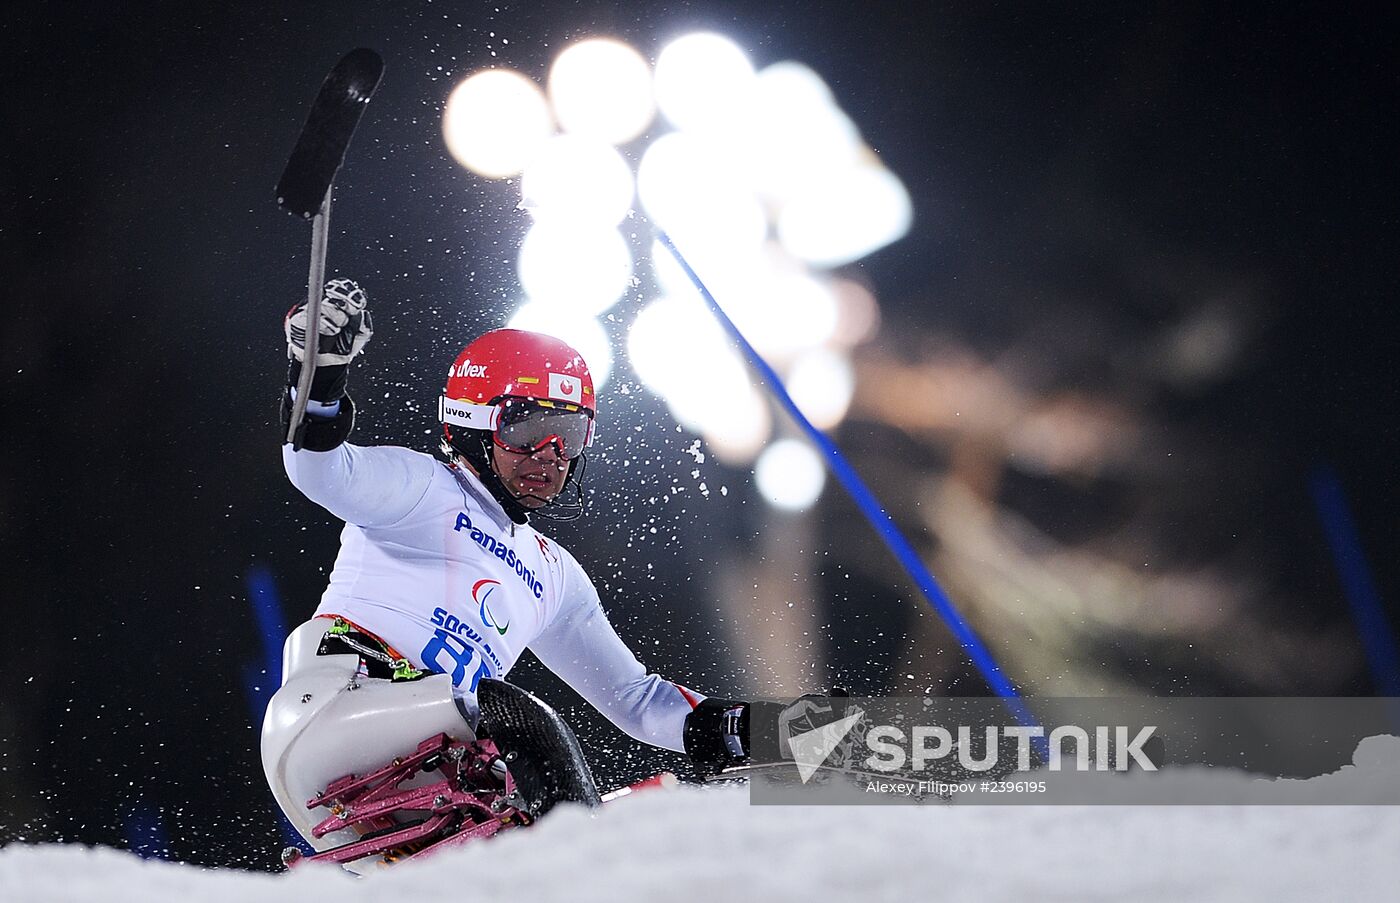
[282,443,437,528]
[529,553,701,754]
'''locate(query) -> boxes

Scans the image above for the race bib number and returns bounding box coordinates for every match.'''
[419,629,493,692]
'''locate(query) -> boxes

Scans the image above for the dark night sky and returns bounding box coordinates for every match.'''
[3,0,1397,868]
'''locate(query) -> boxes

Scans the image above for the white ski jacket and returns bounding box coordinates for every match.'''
[283,442,700,752]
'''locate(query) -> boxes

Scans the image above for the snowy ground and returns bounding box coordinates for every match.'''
[5,742,1400,903]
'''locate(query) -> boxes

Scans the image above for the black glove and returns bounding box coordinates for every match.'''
[279,382,356,451]
[684,698,752,777]
[685,691,854,778]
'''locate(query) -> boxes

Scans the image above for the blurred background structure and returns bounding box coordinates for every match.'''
[3,0,1396,869]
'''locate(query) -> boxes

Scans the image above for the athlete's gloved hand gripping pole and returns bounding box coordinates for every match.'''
[282,279,373,451]
[683,698,753,777]
[684,690,854,777]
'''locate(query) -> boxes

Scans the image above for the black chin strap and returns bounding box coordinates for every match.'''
[532,452,586,522]
[440,430,588,524]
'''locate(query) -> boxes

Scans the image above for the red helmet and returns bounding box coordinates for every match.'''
[439,328,596,445]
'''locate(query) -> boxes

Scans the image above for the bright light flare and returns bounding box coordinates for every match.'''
[626,296,719,397]
[754,439,826,511]
[699,386,771,465]
[507,301,614,389]
[548,38,656,145]
[746,63,863,205]
[653,33,757,135]
[627,296,773,459]
[443,70,553,178]
[829,278,881,347]
[518,222,634,316]
[520,134,635,226]
[784,349,855,430]
[653,239,839,363]
[776,162,913,267]
[637,133,767,258]
[714,257,840,362]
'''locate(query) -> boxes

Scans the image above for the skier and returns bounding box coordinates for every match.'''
[261,280,752,855]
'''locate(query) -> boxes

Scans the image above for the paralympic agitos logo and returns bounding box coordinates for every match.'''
[473,578,509,635]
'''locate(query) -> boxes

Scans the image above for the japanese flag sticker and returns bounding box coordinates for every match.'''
[548,371,582,403]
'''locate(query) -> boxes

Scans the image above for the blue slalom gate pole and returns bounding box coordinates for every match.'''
[658,233,1032,723]
[1308,465,1400,696]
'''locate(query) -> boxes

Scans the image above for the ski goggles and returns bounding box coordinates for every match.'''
[440,395,594,459]
[493,399,593,459]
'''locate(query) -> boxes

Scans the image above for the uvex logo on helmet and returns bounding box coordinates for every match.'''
[440,328,597,444]
[452,362,488,379]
